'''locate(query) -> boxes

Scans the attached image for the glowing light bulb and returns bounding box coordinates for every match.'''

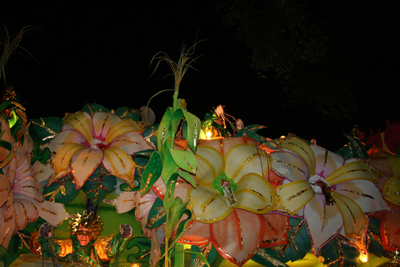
[206,130,212,139]
[360,253,368,263]
[132,264,140,267]
[317,256,324,263]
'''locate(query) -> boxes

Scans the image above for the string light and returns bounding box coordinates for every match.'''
[359,252,368,263]
[206,130,212,139]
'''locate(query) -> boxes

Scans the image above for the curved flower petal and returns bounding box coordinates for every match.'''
[325,160,376,185]
[235,173,275,214]
[260,214,289,248]
[14,199,31,229]
[304,194,343,254]
[32,161,54,183]
[70,148,103,188]
[109,132,154,154]
[92,112,121,141]
[195,144,224,186]
[0,205,16,248]
[188,185,232,223]
[35,200,70,227]
[21,122,33,154]
[312,145,344,177]
[104,191,136,214]
[47,130,87,154]
[225,143,270,182]
[332,193,367,239]
[384,177,400,205]
[270,151,308,182]
[276,180,315,215]
[103,147,136,186]
[380,202,400,251]
[52,143,86,178]
[210,209,264,266]
[280,137,316,176]
[0,173,10,207]
[64,111,94,144]
[105,119,142,144]
[179,220,211,246]
[335,180,389,214]
[13,176,43,202]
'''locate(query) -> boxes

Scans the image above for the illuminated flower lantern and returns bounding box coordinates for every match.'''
[274,136,389,256]
[45,110,153,188]
[182,137,288,266]
[0,119,69,249]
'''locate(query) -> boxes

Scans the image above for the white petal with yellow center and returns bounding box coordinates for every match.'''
[70,148,104,188]
[195,145,224,186]
[64,111,94,144]
[103,146,136,187]
[325,161,376,186]
[105,119,142,144]
[92,112,121,140]
[271,151,308,182]
[276,180,315,215]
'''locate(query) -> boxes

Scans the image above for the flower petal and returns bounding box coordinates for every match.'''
[105,119,142,144]
[276,180,315,215]
[195,144,224,186]
[32,161,54,183]
[384,176,400,205]
[13,176,43,202]
[260,214,289,248]
[335,180,389,214]
[52,143,86,179]
[35,200,70,227]
[0,205,16,249]
[47,129,87,153]
[235,173,275,214]
[279,137,316,176]
[104,191,136,214]
[325,160,376,185]
[14,199,29,229]
[312,145,344,177]
[92,112,121,141]
[270,151,308,182]
[64,111,94,144]
[109,132,154,154]
[188,185,232,223]
[380,202,400,251]
[210,209,264,266]
[103,147,136,187]
[0,174,10,207]
[332,192,368,240]
[304,194,343,254]
[70,148,103,188]
[225,143,270,182]
[179,220,211,246]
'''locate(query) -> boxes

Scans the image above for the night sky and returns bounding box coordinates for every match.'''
[1,1,399,151]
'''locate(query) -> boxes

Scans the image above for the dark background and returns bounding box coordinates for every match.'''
[0,1,399,151]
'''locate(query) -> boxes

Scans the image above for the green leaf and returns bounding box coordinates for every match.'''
[170,250,210,267]
[81,168,117,206]
[191,244,218,267]
[251,250,289,267]
[182,110,201,152]
[114,107,141,121]
[31,144,51,164]
[161,149,179,183]
[0,244,16,267]
[10,113,22,138]
[141,151,163,196]
[177,171,196,188]
[369,217,381,236]
[368,233,387,258]
[43,177,79,204]
[169,148,197,174]
[163,173,178,209]
[146,197,166,229]
[341,132,369,159]
[142,124,159,149]
[320,237,359,267]
[30,116,63,144]
[171,108,184,136]
[157,107,172,151]
[126,236,151,267]
[168,199,192,248]
[0,100,10,113]
[81,103,109,115]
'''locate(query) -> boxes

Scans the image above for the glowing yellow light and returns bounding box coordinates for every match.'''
[132,264,141,267]
[280,135,286,139]
[317,256,324,263]
[206,130,212,139]
[360,253,368,263]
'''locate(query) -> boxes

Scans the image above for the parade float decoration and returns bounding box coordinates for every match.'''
[1,29,400,267]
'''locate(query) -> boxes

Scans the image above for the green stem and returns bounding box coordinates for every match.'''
[164,207,170,267]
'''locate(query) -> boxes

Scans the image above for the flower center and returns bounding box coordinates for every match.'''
[309,174,335,206]
[91,139,108,150]
[212,171,238,207]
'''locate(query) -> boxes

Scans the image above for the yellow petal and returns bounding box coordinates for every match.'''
[276,180,315,214]
[388,154,400,177]
[271,151,308,182]
[70,148,103,188]
[383,176,400,205]
[332,192,367,239]
[279,137,315,176]
[188,185,233,223]
[195,145,224,186]
[225,143,270,182]
[92,112,121,140]
[103,147,136,187]
[64,111,94,144]
[52,143,86,178]
[325,160,376,185]
[105,119,142,144]
[235,173,275,214]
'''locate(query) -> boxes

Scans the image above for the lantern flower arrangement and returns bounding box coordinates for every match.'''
[45,110,153,188]
[274,136,389,255]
